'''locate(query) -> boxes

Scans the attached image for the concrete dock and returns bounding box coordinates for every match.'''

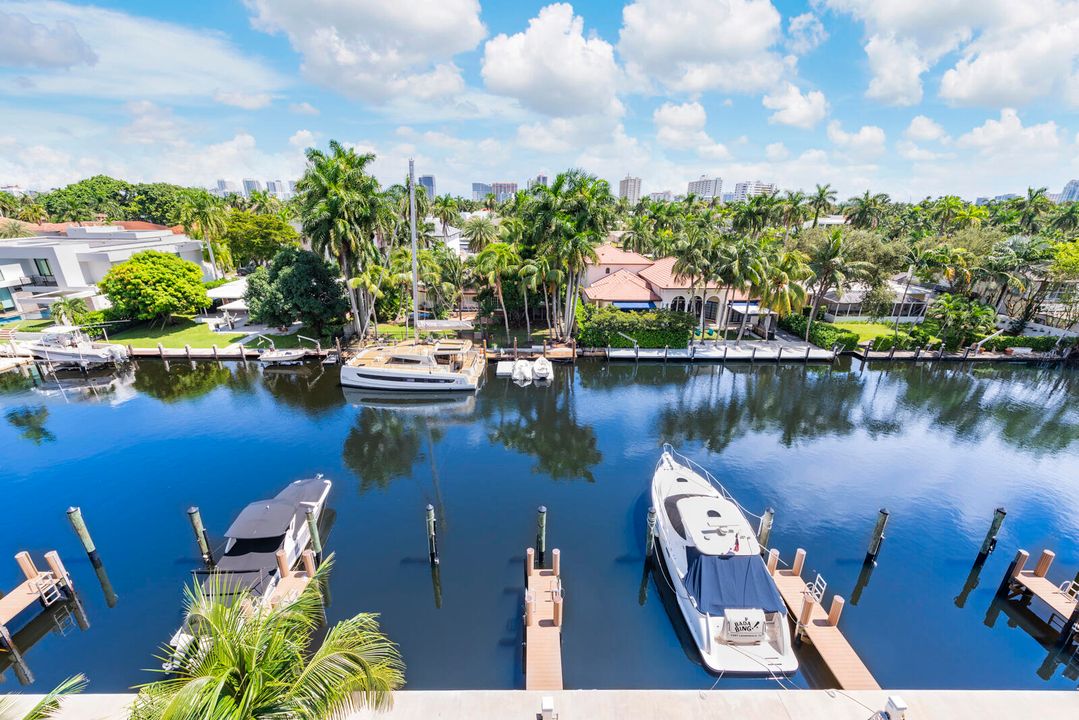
[7,690,1078,720]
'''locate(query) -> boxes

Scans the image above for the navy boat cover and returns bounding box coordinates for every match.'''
[684,550,785,615]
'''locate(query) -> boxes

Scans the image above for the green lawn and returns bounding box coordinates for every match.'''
[9,318,56,332]
[832,321,902,342]
[253,327,324,350]
[110,318,246,349]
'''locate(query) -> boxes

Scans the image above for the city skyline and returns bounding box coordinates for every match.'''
[2,1,1079,201]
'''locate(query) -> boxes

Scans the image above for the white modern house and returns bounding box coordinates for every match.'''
[0,225,210,319]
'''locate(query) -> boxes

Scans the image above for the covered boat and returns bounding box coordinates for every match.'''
[650,445,797,675]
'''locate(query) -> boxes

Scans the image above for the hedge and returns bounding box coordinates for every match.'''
[779,313,860,351]
[576,305,696,348]
[978,335,1074,352]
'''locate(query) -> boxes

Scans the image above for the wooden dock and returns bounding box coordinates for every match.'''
[767,549,880,690]
[266,549,318,610]
[0,551,76,683]
[523,548,564,691]
[998,549,1079,648]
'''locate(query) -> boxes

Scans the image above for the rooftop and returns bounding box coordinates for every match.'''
[590,242,653,266]
[582,269,660,302]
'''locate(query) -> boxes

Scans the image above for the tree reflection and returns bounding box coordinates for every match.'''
[133,362,256,403]
[260,365,343,416]
[0,369,34,395]
[342,408,427,493]
[6,405,55,444]
[486,369,602,481]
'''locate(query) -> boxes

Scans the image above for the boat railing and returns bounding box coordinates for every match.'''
[660,443,764,522]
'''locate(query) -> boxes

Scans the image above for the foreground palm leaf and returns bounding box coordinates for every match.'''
[0,674,87,720]
[131,554,404,720]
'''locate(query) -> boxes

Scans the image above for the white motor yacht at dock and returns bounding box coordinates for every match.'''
[18,325,127,367]
[651,444,797,676]
[340,338,485,391]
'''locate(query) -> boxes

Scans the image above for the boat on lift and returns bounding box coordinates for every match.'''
[532,356,553,381]
[255,335,309,366]
[651,444,797,676]
[21,325,126,367]
[511,358,533,384]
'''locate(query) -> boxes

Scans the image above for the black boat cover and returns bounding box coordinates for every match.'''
[225,499,295,539]
[684,549,785,615]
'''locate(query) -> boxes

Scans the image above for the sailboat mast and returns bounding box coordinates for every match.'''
[409,158,420,341]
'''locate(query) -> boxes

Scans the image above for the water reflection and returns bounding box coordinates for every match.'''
[261,363,343,416]
[0,593,90,686]
[5,405,54,444]
[343,408,430,493]
[132,361,256,403]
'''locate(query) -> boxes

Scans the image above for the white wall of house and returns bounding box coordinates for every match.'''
[583,263,652,286]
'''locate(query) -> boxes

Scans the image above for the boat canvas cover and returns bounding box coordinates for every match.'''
[684,550,784,616]
[225,499,295,539]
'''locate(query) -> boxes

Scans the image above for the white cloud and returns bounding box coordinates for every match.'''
[245,0,485,103]
[618,0,786,93]
[787,13,827,54]
[904,115,948,143]
[1,1,283,104]
[897,140,948,162]
[652,101,730,159]
[863,33,929,106]
[955,108,1060,156]
[827,120,886,157]
[213,90,274,110]
[482,4,622,117]
[761,83,828,128]
[288,102,319,116]
[765,142,789,161]
[120,101,186,147]
[288,129,315,149]
[0,8,97,68]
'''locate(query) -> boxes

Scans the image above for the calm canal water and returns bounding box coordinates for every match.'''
[1,357,1078,692]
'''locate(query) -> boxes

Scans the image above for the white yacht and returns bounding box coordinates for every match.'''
[340,338,485,391]
[22,325,126,367]
[651,445,797,676]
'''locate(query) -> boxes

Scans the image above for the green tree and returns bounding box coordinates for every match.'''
[0,220,32,239]
[50,297,88,325]
[99,251,210,325]
[845,190,890,229]
[473,241,520,341]
[759,250,811,317]
[432,195,460,245]
[926,293,996,348]
[810,183,837,227]
[178,192,230,278]
[39,175,132,222]
[462,216,498,253]
[223,211,300,266]
[245,247,350,338]
[17,203,47,224]
[132,557,403,720]
[805,229,872,341]
[129,183,200,225]
[0,190,17,218]
[1016,187,1051,235]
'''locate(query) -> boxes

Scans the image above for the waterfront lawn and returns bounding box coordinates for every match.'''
[832,321,902,342]
[111,318,246,348]
[256,327,323,349]
[10,318,56,332]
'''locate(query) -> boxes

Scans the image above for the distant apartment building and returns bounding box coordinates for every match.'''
[471,182,492,201]
[732,180,777,202]
[213,179,239,197]
[1048,193,1063,204]
[491,182,518,202]
[994,193,1020,203]
[687,175,722,201]
[649,191,673,202]
[242,178,263,196]
[288,181,298,194]
[418,175,436,199]
[1060,180,1079,202]
[265,180,288,198]
[528,174,549,189]
[619,176,642,205]
[721,192,735,203]
[1,184,27,197]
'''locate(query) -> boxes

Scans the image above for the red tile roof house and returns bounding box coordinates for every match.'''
[581,243,747,326]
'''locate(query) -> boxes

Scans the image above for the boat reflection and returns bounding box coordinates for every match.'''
[341,388,476,416]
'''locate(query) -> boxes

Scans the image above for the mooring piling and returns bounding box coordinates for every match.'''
[65,506,101,568]
[757,507,775,549]
[186,506,215,567]
[305,507,323,562]
[425,503,439,564]
[865,508,889,563]
[977,507,1007,563]
[536,505,547,559]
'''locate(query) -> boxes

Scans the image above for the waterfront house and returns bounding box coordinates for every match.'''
[582,243,746,325]
[0,224,210,320]
[816,278,934,323]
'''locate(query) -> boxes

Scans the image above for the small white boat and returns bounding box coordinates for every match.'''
[258,347,307,365]
[651,445,797,676]
[532,356,553,381]
[511,358,533,384]
[22,325,126,367]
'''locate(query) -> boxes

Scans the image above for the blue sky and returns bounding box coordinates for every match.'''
[1,0,1078,200]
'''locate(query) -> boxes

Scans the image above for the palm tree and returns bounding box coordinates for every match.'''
[810,183,837,227]
[781,190,808,241]
[0,191,17,218]
[50,297,87,325]
[473,241,520,341]
[1051,202,1079,238]
[432,195,460,246]
[296,140,384,335]
[1017,187,1051,234]
[621,213,654,254]
[516,256,541,337]
[462,216,498,253]
[805,229,872,341]
[893,244,935,338]
[845,190,890,229]
[931,195,965,234]
[16,203,47,224]
[0,674,87,720]
[758,250,811,317]
[178,193,229,280]
[672,224,715,332]
[0,219,32,239]
[132,556,404,720]
[246,190,282,216]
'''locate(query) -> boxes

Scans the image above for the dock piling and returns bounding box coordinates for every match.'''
[65,507,102,568]
[791,548,806,577]
[526,547,535,578]
[827,595,846,626]
[536,506,547,559]
[184,344,192,360]
[977,507,1007,563]
[305,507,323,562]
[157,342,165,359]
[757,507,775,549]
[804,345,811,363]
[1033,550,1055,578]
[553,593,563,627]
[767,548,779,575]
[275,550,290,578]
[187,506,215,567]
[645,507,657,558]
[865,508,889,563]
[425,504,439,564]
[996,549,1028,595]
[796,594,816,640]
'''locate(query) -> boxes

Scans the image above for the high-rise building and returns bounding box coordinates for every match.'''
[418,175,436,198]
[266,180,288,198]
[527,174,549,189]
[619,176,642,205]
[288,181,298,194]
[1062,179,1079,202]
[242,178,263,196]
[649,190,673,202]
[214,179,239,197]
[491,182,518,202]
[471,182,492,201]
[1048,192,1063,204]
[732,180,776,202]
[687,175,722,201]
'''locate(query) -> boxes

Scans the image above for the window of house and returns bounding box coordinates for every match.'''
[605,267,610,274]
[34,258,53,277]
[0,288,14,312]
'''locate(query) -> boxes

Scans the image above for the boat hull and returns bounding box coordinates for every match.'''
[339,364,480,391]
